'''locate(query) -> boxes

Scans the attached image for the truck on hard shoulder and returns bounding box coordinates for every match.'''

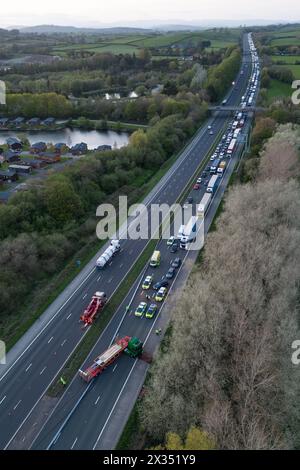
[206,175,220,194]
[80,291,107,325]
[96,240,120,269]
[79,336,143,382]
[197,193,212,218]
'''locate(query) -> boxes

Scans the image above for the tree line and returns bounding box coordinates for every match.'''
[0,111,205,343]
[140,123,300,449]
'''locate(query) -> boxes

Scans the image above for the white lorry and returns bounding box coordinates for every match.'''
[197,193,212,218]
[96,240,121,269]
[180,216,198,250]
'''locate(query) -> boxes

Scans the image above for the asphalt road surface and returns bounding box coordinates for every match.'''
[0,33,254,450]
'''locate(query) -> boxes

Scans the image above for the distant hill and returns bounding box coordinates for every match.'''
[18,24,153,35]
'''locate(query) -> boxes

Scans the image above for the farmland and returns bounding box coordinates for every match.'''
[265,79,292,103]
[50,30,239,57]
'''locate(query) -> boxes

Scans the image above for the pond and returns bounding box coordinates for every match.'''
[0,128,129,150]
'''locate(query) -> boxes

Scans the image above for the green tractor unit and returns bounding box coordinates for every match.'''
[124,336,143,358]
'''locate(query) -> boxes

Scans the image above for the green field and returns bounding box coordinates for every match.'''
[271,35,300,46]
[130,32,237,49]
[269,56,300,79]
[271,55,300,64]
[51,30,239,57]
[266,79,292,103]
[286,64,300,78]
[130,32,193,48]
[53,42,139,55]
[88,44,139,54]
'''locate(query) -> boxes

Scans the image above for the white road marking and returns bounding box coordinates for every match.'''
[97,276,101,282]
[108,277,113,283]
[82,294,87,300]
[70,437,78,450]
[13,400,21,410]
[112,364,118,372]
[47,337,53,344]
[119,263,123,268]
[40,367,47,375]
[66,313,72,320]
[61,340,67,347]
[0,396,6,405]
[94,396,100,405]
[25,363,32,372]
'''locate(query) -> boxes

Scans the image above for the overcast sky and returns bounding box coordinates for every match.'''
[1,0,300,28]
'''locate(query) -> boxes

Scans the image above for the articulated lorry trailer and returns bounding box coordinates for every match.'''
[197,193,212,218]
[79,336,143,382]
[96,240,120,269]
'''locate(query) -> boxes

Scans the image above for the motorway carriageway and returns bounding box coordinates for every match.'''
[0,33,252,450]
[34,110,254,450]
[32,34,256,450]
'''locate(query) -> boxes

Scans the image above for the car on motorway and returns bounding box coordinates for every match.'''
[193,183,200,190]
[209,130,214,135]
[166,267,176,279]
[142,275,153,290]
[187,196,193,204]
[170,240,179,253]
[167,236,175,246]
[202,171,207,178]
[135,301,147,317]
[155,287,167,302]
[208,125,212,130]
[145,303,158,319]
[204,180,209,187]
[222,99,227,105]
[197,177,202,184]
[171,258,182,269]
[153,279,169,290]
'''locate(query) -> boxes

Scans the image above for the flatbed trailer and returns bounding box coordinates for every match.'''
[79,336,143,382]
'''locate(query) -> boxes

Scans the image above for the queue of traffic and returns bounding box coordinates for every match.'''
[80,33,259,332]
